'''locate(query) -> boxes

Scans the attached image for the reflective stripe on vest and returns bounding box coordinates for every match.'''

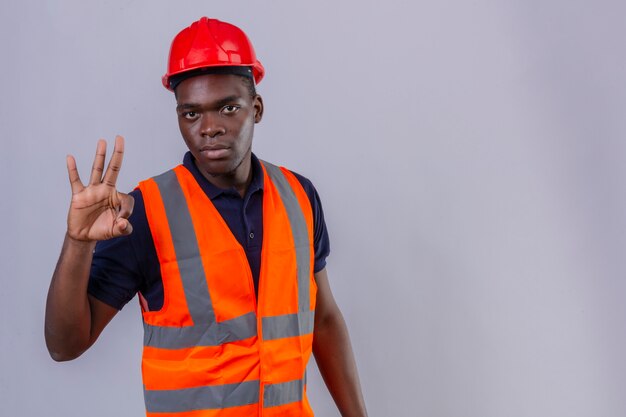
[144,376,307,413]
[139,162,315,414]
[145,380,260,413]
[264,376,306,407]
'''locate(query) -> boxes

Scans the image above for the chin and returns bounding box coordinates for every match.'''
[200,160,237,177]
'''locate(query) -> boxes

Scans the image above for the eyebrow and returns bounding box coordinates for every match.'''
[176,103,198,111]
[176,95,243,112]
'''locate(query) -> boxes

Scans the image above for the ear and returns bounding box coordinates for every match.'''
[253,95,264,123]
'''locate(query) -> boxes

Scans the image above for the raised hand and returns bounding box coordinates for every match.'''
[66,135,134,242]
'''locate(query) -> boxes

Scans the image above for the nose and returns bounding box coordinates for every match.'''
[200,114,226,138]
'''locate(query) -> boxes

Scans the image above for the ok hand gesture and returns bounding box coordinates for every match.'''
[66,135,134,242]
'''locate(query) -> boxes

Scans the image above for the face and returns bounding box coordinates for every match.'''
[175,74,263,187]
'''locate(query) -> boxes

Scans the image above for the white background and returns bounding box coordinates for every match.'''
[1,1,626,416]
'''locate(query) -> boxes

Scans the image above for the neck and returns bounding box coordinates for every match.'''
[195,155,253,198]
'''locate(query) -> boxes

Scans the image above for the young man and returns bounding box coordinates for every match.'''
[45,17,368,417]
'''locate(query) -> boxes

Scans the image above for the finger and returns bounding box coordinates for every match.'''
[66,154,84,194]
[103,135,125,187]
[89,139,107,185]
[117,192,135,219]
[112,218,133,237]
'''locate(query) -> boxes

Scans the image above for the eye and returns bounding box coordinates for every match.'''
[221,105,240,115]
[182,111,199,120]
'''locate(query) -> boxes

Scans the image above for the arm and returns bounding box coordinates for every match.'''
[313,268,368,417]
[45,136,133,361]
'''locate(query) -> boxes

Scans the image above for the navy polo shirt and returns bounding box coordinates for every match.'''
[88,152,330,311]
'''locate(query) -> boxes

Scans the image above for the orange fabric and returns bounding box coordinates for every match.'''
[137,164,316,416]
[142,340,259,390]
[257,170,299,317]
[174,166,257,321]
[140,177,192,326]
[261,334,314,383]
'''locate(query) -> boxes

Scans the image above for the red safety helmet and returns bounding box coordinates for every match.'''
[162,17,265,91]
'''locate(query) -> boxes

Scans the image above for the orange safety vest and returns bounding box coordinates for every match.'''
[137,161,317,417]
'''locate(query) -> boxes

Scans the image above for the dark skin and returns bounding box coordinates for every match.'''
[174,74,263,196]
[45,74,367,417]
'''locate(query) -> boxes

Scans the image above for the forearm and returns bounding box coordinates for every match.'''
[45,234,96,361]
[313,309,368,417]
[46,137,127,360]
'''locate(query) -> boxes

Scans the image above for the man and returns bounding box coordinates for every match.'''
[45,17,368,417]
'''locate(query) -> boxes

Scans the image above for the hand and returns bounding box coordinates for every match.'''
[66,135,134,242]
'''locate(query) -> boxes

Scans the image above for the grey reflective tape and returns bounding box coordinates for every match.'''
[144,380,259,413]
[144,312,257,349]
[261,310,314,341]
[261,162,311,312]
[263,378,305,408]
[152,170,215,324]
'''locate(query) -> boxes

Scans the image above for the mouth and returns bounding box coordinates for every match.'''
[199,145,230,160]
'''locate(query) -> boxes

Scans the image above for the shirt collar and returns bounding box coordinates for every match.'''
[182,151,264,200]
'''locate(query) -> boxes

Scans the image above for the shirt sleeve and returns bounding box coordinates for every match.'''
[290,172,331,273]
[87,188,159,310]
